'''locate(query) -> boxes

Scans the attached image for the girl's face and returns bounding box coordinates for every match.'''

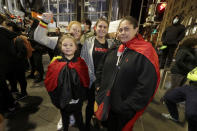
[117,20,138,43]
[69,24,82,40]
[95,21,108,38]
[61,38,77,57]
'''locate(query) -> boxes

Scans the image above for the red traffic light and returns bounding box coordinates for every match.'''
[157,3,167,13]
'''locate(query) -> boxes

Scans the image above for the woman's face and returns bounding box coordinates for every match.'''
[117,20,138,43]
[61,38,77,57]
[95,21,108,38]
[69,24,82,40]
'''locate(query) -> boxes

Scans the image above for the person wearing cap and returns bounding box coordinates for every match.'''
[162,67,197,131]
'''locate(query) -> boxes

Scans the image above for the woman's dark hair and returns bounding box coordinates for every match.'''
[84,18,92,30]
[180,38,197,48]
[95,17,109,28]
[94,17,109,37]
[119,16,138,29]
[6,21,21,34]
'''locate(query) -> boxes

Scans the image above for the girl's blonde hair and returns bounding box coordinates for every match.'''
[67,21,81,31]
[58,33,78,50]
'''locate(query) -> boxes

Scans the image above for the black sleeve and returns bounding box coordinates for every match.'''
[54,35,62,56]
[161,28,167,43]
[175,49,192,73]
[121,56,158,112]
[177,25,186,42]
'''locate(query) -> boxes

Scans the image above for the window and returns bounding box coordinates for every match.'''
[50,4,57,13]
[43,0,119,26]
[188,17,192,25]
[44,0,77,26]
[111,0,119,21]
[84,0,109,22]
[192,26,197,34]
[185,28,190,36]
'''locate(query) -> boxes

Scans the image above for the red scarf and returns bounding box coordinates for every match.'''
[118,34,160,131]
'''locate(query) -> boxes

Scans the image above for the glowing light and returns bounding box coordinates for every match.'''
[159,3,167,11]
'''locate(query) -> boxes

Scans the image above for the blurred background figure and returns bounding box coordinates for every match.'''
[160,15,186,69]
[162,67,197,131]
[27,18,45,83]
[80,18,94,45]
[55,27,61,37]
[6,21,29,100]
[0,13,18,112]
[160,38,197,103]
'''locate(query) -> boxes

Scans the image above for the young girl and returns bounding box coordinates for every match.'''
[33,13,84,130]
[44,34,89,131]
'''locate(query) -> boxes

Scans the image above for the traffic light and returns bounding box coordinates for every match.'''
[155,2,167,21]
[157,3,167,13]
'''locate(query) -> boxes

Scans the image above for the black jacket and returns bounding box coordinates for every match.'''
[96,46,157,118]
[28,19,46,53]
[0,27,17,74]
[171,47,197,75]
[161,24,185,45]
[14,37,28,69]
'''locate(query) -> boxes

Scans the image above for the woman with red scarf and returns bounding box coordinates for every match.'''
[95,16,160,131]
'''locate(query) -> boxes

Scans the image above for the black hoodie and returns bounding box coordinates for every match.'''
[161,23,185,45]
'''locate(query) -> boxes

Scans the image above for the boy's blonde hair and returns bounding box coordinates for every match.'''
[58,33,78,50]
[67,21,81,31]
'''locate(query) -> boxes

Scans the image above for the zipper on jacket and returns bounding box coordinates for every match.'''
[109,48,129,89]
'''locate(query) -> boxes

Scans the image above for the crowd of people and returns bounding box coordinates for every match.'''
[0,11,197,131]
